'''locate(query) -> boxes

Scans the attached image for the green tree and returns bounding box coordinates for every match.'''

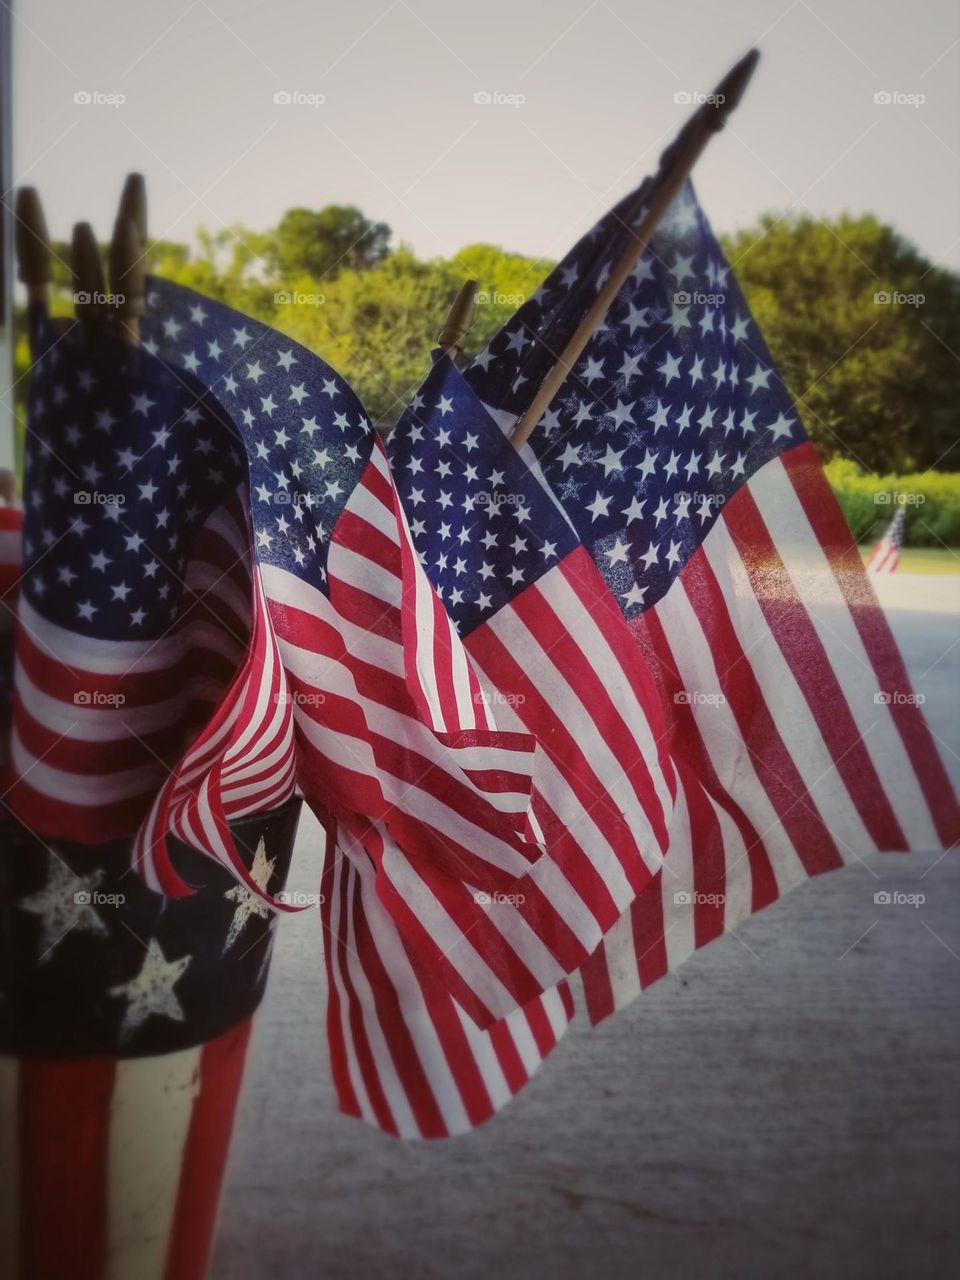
[264,243,554,424]
[150,233,551,424]
[34,202,957,476]
[264,206,391,282]
[149,225,279,319]
[448,243,553,352]
[267,248,469,423]
[721,214,960,472]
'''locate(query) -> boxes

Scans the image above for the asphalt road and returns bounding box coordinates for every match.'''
[213,574,960,1280]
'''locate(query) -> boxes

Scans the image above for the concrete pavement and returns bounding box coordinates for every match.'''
[213,574,960,1280]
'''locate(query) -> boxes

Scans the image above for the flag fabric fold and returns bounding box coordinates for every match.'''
[3,317,273,886]
[0,502,21,768]
[4,171,955,1146]
[388,354,676,967]
[392,179,958,1041]
[138,281,571,995]
[320,819,574,1138]
[5,288,551,919]
[2,283,584,1140]
[137,281,594,1130]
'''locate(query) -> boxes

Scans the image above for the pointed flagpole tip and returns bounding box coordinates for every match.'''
[117,172,148,247]
[512,49,761,449]
[438,279,478,357]
[72,222,106,320]
[711,48,761,127]
[110,214,146,343]
[15,187,53,290]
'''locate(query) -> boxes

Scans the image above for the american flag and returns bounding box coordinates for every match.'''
[388,352,676,954]
[320,821,574,1139]
[391,179,958,1055]
[0,329,302,1271]
[138,278,580,1138]
[0,798,300,1280]
[865,506,906,574]
[2,310,282,890]
[2,281,578,1139]
[0,502,20,768]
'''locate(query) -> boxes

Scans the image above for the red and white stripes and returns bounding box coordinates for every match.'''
[321,824,573,1139]
[0,1018,254,1280]
[259,440,676,1040]
[133,559,298,899]
[5,494,256,849]
[581,444,958,1020]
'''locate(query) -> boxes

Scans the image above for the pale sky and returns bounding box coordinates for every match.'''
[10,0,960,269]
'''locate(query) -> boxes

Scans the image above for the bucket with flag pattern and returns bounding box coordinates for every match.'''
[0,795,301,1280]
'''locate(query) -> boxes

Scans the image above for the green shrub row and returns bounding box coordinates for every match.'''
[9,324,958,550]
[826,458,960,548]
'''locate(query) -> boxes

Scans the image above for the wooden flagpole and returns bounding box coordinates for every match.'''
[511,48,760,449]
[438,279,478,358]
[71,222,107,326]
[117,172,148,248]
[109,171,148,345]
[70,173,146,335]
[14,188,52,313]
[110,215,146,346]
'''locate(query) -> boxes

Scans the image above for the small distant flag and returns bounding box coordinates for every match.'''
[866,507,906,574]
